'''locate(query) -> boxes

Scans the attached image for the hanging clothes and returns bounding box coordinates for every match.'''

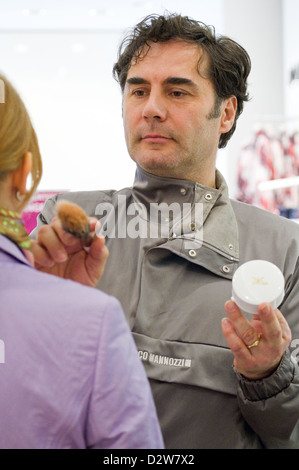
[236,126,299,218]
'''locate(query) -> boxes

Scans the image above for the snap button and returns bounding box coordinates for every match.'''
[189,222,196,231]
[205,193,213,201]
[180,188,187,195]
[229,244,233,250]
[222,265,230,273]
[188,249,197,258]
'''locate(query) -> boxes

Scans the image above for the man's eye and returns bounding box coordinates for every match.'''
[171,91,186,97]
[132,90,145,97]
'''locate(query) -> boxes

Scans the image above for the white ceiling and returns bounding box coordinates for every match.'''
[0,0,215,30]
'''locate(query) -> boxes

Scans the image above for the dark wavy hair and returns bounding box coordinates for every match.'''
[113,13,251,148]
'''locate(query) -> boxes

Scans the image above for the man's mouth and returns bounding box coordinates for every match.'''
[142,134,173,143]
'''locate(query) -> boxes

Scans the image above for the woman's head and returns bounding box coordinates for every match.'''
[0,73,42,209]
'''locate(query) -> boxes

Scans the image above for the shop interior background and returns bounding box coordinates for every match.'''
[0,0,299,221]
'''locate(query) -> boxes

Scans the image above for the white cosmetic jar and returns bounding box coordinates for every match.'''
[231,260,285,314]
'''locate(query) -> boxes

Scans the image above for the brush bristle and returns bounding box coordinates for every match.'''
[56,201,90,239]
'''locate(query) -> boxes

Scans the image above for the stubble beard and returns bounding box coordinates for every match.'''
[127,96,222,178]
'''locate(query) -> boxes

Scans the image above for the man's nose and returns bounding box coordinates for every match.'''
[142,91,167,121]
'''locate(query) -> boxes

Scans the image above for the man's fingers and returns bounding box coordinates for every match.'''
[276,308,292,340]
[258,303,292,346]
[257,303,282,346]
[222,317,244,352]
[223,300,291,379]
[85,235,109,283]
[224,300,260,347]
[221,316,254,364]
[36,223,68,263]
[31,215,109,286]
[29,240,55,268]
[224,300,290,350]
[89,217,99,234]
[35,216,89,264]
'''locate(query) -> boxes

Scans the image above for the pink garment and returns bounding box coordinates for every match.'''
[22,190,68,234]
[237,129,299,216]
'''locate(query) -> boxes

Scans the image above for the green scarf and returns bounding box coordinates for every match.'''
[0,208,31,249]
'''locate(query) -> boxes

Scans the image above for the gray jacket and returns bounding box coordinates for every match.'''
[33,167,299,449]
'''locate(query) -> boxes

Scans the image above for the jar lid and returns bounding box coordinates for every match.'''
[232,260,285,314]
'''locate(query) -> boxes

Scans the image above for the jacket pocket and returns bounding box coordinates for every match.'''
[133,332,237,396]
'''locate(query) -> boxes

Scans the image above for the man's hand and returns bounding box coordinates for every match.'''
[222,300,292,380]
[29,217,109,287]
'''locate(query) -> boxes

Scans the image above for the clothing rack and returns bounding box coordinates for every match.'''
[253,115,299,123]
[252,115,299,133]
[236,118,299,216]
[254,118,299,191]
[258,175,299,191]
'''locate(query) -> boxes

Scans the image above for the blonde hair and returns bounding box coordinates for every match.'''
[0,73,42,207]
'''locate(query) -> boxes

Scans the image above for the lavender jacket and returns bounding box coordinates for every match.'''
[0,235,164,449]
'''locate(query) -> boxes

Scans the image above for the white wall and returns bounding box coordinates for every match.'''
[0,0,295,197]
[220,0,284,196]
[1,31,129,192]
[283,0,299,120]
[0,0,224,192]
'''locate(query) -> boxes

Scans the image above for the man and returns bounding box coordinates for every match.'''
[31,13,299,448]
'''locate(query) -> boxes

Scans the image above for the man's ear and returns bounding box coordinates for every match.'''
[219,96,237,134]
[12,152,32,196]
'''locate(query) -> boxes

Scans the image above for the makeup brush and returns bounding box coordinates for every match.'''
[56,200,92,245]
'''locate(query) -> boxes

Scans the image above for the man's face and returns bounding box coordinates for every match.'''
[122,40,236,185]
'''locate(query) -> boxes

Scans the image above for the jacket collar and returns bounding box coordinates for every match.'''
[132,165,239,263]
[0,234,32,267]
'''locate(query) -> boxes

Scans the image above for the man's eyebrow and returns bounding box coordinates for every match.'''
[126,76,198,90]
[164,77,198,89]
[126,77,150,85]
